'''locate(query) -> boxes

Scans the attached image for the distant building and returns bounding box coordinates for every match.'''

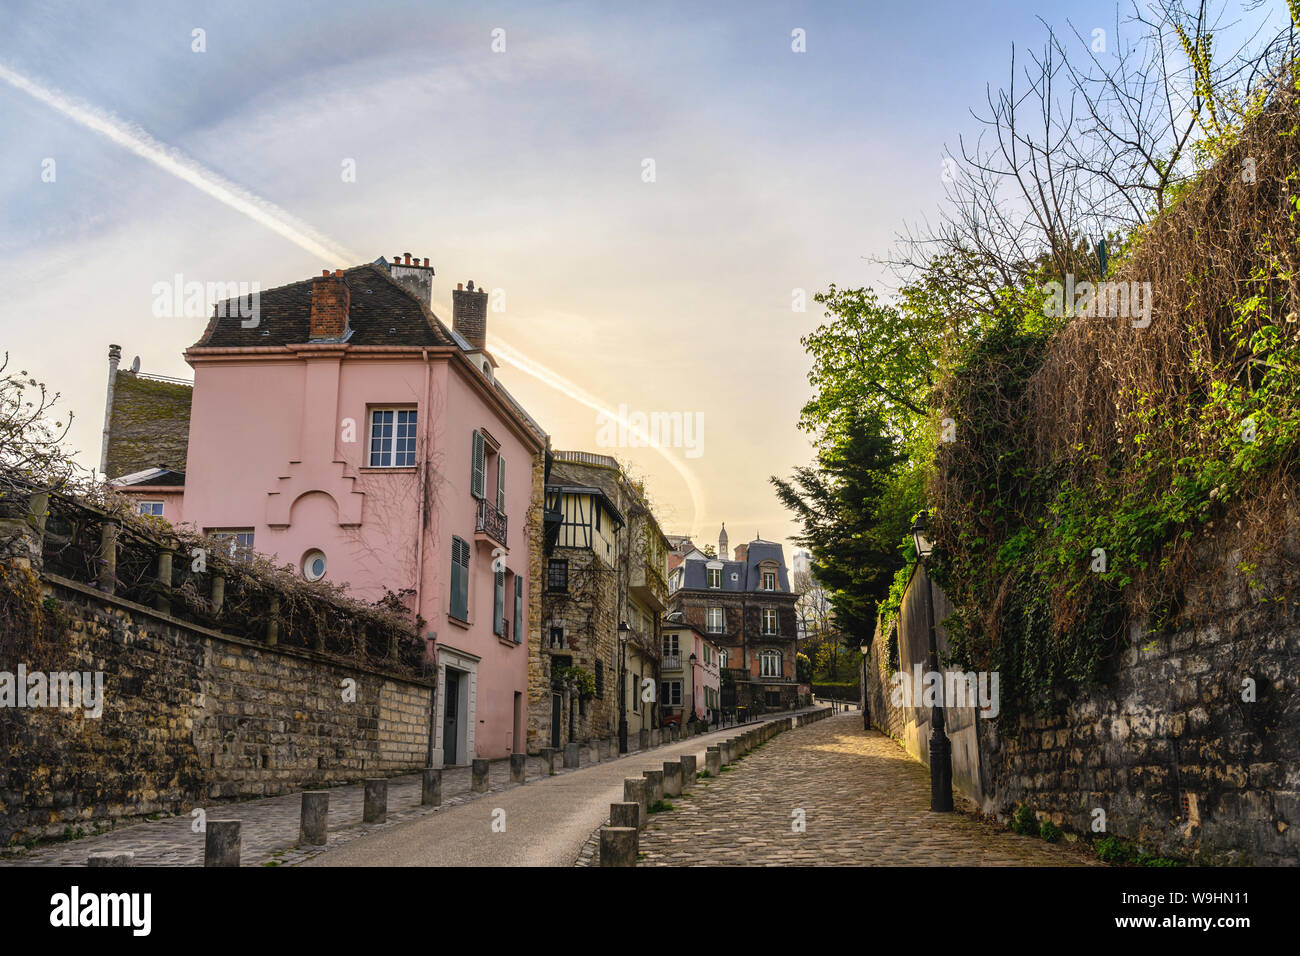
[666,525,800,715]
[533,451,670,751]
[659,619,722,727]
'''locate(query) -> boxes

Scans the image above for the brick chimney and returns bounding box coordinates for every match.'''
[389,252,434,307]
[452,280,488,350]
[310,269,350,340]
[732,542,749,565]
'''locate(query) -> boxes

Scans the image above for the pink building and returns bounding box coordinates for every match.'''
[660,620,721,726]
[116,255,547,765]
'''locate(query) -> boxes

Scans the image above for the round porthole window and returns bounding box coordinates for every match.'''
[303,550,327,581]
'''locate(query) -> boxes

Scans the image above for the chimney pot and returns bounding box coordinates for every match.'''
[457,283,463,291]
[404,253,411,264]
[423,258,429,267]
[322,269,330,277]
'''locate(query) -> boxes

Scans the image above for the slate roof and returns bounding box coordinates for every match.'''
[191,263,458,349]
[678,538,791,592]
[111,466,186,488]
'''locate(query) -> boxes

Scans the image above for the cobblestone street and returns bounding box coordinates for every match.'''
[634,712,1097,866]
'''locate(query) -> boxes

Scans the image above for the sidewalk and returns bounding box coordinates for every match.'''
[2,708,822,867]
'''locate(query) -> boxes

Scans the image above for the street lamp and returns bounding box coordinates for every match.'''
[912,510,953,812]
[859,643,870,729]
[688,651,697,729]
[617,621,630,754]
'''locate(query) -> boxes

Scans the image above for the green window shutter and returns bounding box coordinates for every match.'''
[512,575,523,643]
[493,570,505,636]
[497,455,507,513]
[450,537,469,620]
[471,430,485,499]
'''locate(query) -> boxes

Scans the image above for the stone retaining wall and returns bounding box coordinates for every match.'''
[0,575,433,846]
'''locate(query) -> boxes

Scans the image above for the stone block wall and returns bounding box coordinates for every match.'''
[865,559,1299,864]
[0,575,434,846]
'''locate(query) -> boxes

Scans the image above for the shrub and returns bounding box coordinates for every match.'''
[1010,805,1038,836]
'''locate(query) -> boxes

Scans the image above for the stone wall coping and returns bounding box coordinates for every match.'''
[43,572,436,689]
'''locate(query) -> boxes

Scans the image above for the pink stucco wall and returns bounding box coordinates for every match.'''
[180,347,539,760]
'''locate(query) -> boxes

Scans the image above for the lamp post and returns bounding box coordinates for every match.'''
[859,643,870,729]
[617,621,630,754]
[912,510,953,812]
[688,651,697,729]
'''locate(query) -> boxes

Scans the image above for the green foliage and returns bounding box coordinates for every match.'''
[1093,835,1181,866]
[555,665,596,699]
[795,651,812,683]
[1039,821,1062,843]
[1010,805,1038,836]
[773,410,914,641]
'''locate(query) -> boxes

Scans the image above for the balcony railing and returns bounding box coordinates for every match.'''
[476,498,508,547]
[661,654,681,670]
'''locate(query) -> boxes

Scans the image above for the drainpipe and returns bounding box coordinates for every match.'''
[99,344,121,477]
[416,348,437,767]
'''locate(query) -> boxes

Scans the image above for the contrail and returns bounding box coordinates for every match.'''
[490,338,708,524]
[0,62,355,264]
[3,61,705,528]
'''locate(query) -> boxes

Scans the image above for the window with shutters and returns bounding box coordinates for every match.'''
[496,455,507,513]
[493,569,506,637]
[449,536,470,621]
[512,575,523,644]
[470,430,486,498]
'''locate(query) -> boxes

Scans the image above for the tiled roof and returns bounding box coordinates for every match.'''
[104,372,192,479]
[191,263,458,349]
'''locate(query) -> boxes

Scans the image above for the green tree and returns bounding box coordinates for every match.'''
[772,410,912,644]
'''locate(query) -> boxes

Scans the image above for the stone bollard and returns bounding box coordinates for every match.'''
[680,754,697,785]
[589,742,601,764]
[607,736,618,758]
[610,801,640,829]
[422,768,442,806]
[88,850,134,867]
[540,747,558,774]
[650,729,660,747]
[204,820,241,867]
[363,778,387,824]
[643,769,664,805]
[662,761,682,797]
[639,729,650,751]
[472,759,490,792]
[624,778,649,828]
[564,742,580,769]
[300,791,328,845]
[706,746,721,776]
[600,827,638,867]
[510,753,527,784]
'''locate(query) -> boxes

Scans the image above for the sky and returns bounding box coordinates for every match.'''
[0,0,1175,557]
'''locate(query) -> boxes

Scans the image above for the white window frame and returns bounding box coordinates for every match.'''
[369,406,418,468]
[707,567,721,589]
[761,650,781,678]
[707,607,724,633]
[762,570,776,591]
[137,501,164,517]
[762,608,778,635]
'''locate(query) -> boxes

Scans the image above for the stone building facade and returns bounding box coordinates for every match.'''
[667,527,799,716]
[527,451,669,752]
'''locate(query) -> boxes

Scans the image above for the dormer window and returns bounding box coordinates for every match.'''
[762,571,776,591]
[707,568,721,588]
